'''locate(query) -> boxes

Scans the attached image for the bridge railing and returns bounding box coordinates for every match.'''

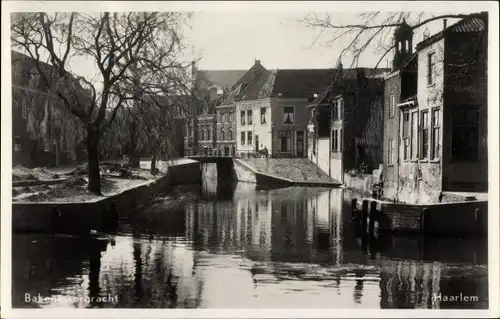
[235,150,305,159]
[184,148,229,157]
[184,148,306,159]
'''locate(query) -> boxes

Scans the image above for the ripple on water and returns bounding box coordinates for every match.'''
[11,185,489,309]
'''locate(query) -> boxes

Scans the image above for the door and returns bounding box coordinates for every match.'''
[296,131,304,157]
[255,135,259,153]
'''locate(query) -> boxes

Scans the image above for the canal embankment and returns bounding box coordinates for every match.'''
[351,197,488,237]
[235,158,341,187]
[12,159,201,234]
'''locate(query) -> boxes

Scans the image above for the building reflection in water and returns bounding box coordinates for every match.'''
[12,182,488,309]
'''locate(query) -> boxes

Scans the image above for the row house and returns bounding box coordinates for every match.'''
[215,104,236,156]
[306,66,388,182]
[196,114,217,155]
[232,60,335,158]
[383,13,488,204]
[183,64,246,155]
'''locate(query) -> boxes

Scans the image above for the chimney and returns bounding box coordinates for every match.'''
[255,59,261,65]
[423,27,430,40]
[336,58,344,79]
[443,19,448,30]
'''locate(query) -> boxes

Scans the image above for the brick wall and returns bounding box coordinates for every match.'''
[382,73,401,198]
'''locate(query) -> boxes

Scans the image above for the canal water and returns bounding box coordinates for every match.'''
[12,179,488,309]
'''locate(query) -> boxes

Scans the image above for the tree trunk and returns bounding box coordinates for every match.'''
[55,139,60,167]
[87,128,102,195]
[151,153,157,175]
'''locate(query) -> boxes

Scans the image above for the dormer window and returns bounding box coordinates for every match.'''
[28,68,41,89]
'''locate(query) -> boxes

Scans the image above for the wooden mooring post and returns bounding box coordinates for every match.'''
[351,198,358,220]
[361,200,369,233]
[368,201,377,237]
[421,208,430,235]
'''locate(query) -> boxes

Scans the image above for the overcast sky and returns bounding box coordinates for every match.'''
[6,1,491,83]
[184,11,461,71]
[59,10,463,84]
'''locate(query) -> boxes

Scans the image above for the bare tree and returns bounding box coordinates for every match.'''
[11,12,192,194]
[301,11,486,73]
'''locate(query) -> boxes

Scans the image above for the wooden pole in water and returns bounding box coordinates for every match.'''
[361,200,369,233]
[421,208,429,235]
[368,201,377,237]
[351,198,358,220]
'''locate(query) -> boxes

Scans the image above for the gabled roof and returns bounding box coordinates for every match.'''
[416,13,487,50]
[195,70,247,90]
[308,70,386,108]
[11,50,58,88]
[268,69,335,99]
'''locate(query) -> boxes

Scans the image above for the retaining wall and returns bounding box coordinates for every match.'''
[355,198,488,236]
[12,161,201,234]
[232,158,291,186]
[343,173,375,195]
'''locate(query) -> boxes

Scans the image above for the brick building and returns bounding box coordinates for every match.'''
[215,103,236,156]
[307,66,388,181]
[11,50,87,168]
[231,60,337,158]
[183,63,246,155]
[382,13,488,204]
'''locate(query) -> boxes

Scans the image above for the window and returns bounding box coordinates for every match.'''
[332,99,342,120]
[247,131,252,145]
[332,129,337,151]
[312,131,316,154]
[247,110,253,125]
[283,106,294,124]
[199,128,203,140]
[260,107,267,124]
[240,111,246,125]
[339,128,342,151]
[221,129,225,141]
[389,94,395,117]
[241,132,245,145]
[431,108,441,160]
[420,111,429,160]
[428,52,435,85]
[14,136,22,151]
[228,129,233,140]
[332,129,342,151]
[337,99,343,120]
[277,130,292,152]
[207,127,212,140]
[411,111,419,159]
[388,139,394,165]
[452,106,480,161]
[402,110,410,160]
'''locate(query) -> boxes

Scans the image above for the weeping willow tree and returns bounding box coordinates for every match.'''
[11,54,86,164]
[11,12,194,194]
[100,93,191,172]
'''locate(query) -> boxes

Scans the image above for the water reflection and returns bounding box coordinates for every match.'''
[12,181,488,309]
